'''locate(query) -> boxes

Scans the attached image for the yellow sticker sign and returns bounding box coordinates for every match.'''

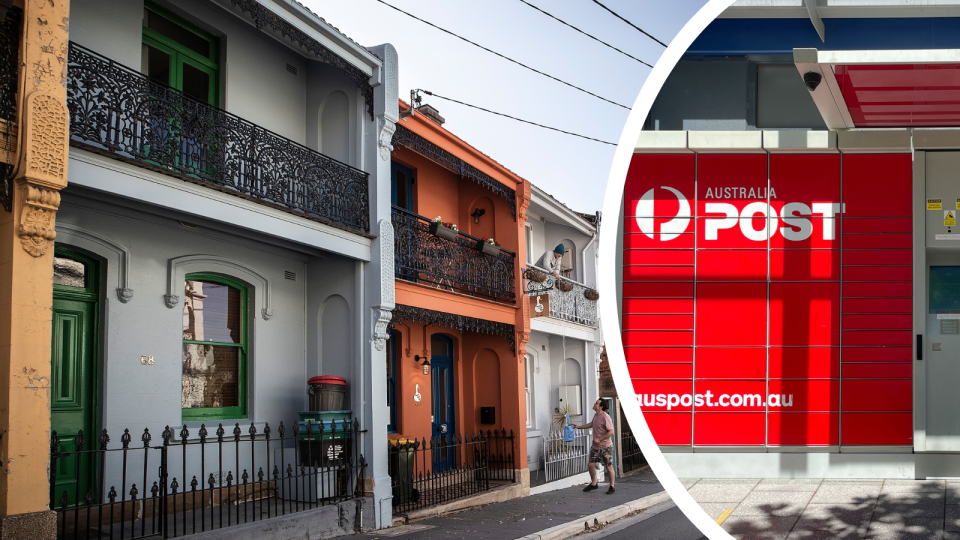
[955,198,960,210]
[929,199,943,210]
[947,211,956,227]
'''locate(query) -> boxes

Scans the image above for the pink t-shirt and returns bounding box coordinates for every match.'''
[591,412,614,449]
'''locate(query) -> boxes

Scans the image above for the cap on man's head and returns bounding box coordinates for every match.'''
[554,243,566,255]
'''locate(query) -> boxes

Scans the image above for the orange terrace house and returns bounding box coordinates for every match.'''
[387,99,533,510]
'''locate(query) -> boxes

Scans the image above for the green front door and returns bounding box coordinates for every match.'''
[50,248,100,507]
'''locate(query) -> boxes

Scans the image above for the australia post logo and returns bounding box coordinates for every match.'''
[635,186,845,243]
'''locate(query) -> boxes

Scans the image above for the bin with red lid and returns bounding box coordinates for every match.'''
[307,375,347,411]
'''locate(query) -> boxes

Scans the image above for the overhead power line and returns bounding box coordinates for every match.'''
[419,90,616,146]
[591,0,667,47]
[373,0,630,110]
[518,0,653,68]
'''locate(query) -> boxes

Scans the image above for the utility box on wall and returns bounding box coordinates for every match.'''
[559,385,582,416]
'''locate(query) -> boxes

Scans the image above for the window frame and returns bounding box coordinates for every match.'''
[525,353,534,429]
[390,161,415,211]
[142,2,220,107]
[387,330,398,433]
[181,272,249,421]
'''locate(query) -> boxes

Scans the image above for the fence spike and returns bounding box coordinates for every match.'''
[151,482,159,498]
[249,422,257,439]
[59,491,68,509]
[130,484,138,500]
[74,429,86,452]
[233,423,242,440]
[273,465,280,480]
[286,464,293,477]
[292,421,299,437]
[278,421,285,439]
[50,431,60,454]
[208,474,216,489]
[305,420,313,435]
[85,489,94,504]
[141,428,152,447]
[171,477,179,495]
[263,422,271,439]
[98,429,110,450]
[199,424,208,442]
[191,476,198,491]
[217,423,225,441]
[180,424,189,442]
[257,467,264,482]
[108,486,117,503]
[226,471,233,487]
[121,428,131,449]
[241,469,248,484]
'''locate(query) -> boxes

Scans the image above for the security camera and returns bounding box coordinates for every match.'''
[803,72,822,92]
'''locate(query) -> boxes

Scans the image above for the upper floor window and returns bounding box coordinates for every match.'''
[182,274,248,420]
[142,4,219,106]
[391,161,414,211]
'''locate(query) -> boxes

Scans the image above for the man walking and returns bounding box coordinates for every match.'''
[577,398,616,494]
[535,243,565,280]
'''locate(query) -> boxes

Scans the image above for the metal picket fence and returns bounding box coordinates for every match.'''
[542,428,592,483]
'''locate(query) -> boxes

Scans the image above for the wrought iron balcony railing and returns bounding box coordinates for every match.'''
[392,206,516,304]
[523,265,598,327]
[66,42,370,234]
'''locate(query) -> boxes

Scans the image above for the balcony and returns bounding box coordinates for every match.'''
[65,43,370,234]
[523,265,598,327]
[392,206,516,304]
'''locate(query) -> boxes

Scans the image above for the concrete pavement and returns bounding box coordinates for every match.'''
[686,477,960,539]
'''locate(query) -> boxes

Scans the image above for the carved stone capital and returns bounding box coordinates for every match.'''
[378,118,396,162]
[164,294,180,308]
[20,93,68,190]
[116,288,134,303]
[373,308,393,351]
[261,308,274,321]
[16,181,59,257]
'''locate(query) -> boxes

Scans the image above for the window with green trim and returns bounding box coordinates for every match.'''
[142,3,219,106]
[182,274,247,420]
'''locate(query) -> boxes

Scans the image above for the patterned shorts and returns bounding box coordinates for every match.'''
[589,446,614,467]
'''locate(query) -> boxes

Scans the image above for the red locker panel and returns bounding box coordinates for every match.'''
[770,250,841,281]
[770,154,841,202]
[842,380,912,411]
[769,282,840,347]
[695,283,767,346]
[842,330,912,346]
[625,154,695,216]
[842,347,913,363]
[694,413,766,446]
[696,348,767,380]
[768,348,840,379]
[842,218,912,233]
[767,379,840,412]
[842,250,912,265]
[640,413,691,445]
[624,266,695,281]
[842,234,913,249]
[769,219,842,250]
[842,314,912,330]
[623,331,693,347]
[842,363,912,379]
[628,363,693,380]
[696,218,771,249]
[842,298,912,313]
[841,154,913,218]
[768,412,839,446]
[697,154,769,215]
[623,282,694,298]
[843,266,912,282]
[634,380,694,412]
[841,413,912,445]
[622,298,694,314]
[842,282,912,298]
[696,250,768,281]
[623,314,694,331]
[624,250,696,266]
[625,348,694,364]
[624,232,695,250]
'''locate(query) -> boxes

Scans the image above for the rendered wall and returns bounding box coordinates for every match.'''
[623,153,913,447]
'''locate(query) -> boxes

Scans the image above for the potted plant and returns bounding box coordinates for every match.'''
[429,216,459,241]
[584,289,600,301]
[476,237,501,256]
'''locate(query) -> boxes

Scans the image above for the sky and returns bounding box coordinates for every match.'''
[304,0,708,215]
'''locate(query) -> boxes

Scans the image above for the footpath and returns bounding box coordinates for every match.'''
[361,472,668,540]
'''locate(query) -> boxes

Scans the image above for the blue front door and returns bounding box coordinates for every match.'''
[431,334,455,470]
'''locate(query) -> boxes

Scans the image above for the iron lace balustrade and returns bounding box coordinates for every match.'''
[523,265,598,326]
[392,206,516,303]
[66,42,370,234]
[50,419,367,539]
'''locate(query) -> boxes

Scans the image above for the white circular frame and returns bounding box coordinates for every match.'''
[599,1,737,538]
